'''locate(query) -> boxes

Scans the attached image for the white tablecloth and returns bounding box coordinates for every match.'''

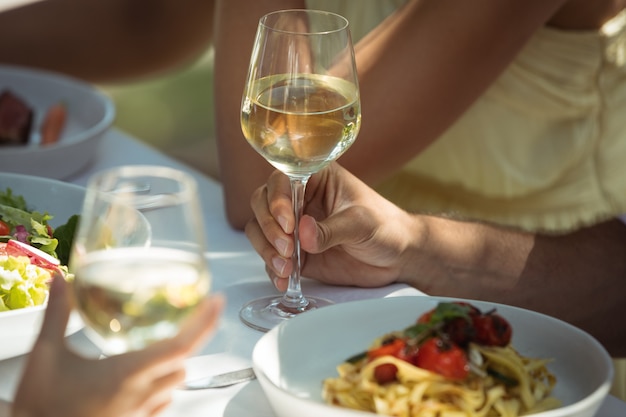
[1,128,624,416]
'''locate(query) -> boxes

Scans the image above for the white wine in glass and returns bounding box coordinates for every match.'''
[70,165,211,355]
[240,9,361,331]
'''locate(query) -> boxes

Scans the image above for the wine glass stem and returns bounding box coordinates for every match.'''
[281,175,310,310]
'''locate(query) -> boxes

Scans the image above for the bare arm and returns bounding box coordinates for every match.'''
[402,215,626,357]
[0,0,215,83]
[213,0,305,228]
[215,0,567,230]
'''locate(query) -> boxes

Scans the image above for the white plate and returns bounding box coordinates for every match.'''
[253,296,613,417]
[0,64,115,179]
[0,173,85,360]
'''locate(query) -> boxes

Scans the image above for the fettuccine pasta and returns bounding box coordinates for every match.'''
[322,302,560,417]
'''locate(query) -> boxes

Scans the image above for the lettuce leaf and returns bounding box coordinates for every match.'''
[53,214,80,266]
[0,188,27,211]
[0,188,60,260]
[0,255,51,311]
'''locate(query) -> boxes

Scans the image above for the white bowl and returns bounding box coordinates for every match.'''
[0,173,85,359]
[253,296,613,417]
[0,64,115,179]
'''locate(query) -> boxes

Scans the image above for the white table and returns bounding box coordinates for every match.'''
[1,128,625,416]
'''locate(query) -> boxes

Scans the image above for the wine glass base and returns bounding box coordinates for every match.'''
[239,295,333,332]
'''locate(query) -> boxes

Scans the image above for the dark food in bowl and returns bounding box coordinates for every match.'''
[0,90,33,145]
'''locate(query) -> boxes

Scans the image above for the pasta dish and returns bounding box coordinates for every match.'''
[322,302,560,417]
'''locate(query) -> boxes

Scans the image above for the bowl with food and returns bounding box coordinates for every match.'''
[0,64,115,179]
[0,173,85,359]
[253,296,613,417]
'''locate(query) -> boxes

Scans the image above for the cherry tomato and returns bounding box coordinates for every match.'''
[0,220,10,236]
[443,317,476,348]
[454,301,481,314]
[396,343,420,365]
[416,337,469,380]
[373,363,398,384]
[472,313,512,347]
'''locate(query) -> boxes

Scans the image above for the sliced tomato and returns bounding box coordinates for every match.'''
[0,242,7,256]
[0,220,10,236]
[367,338,406,361]
[416,337,469,380]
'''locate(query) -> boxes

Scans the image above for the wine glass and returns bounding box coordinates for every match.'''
[69,165,211,355]
[239,9,361,331]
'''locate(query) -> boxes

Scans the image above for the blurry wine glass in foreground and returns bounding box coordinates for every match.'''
[70,165,211,355]
[239,9,361,331]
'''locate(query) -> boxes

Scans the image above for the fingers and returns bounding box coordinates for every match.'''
[265,263,289,292]
[140,368,187,416]
[263,170,294,234]
[247,179,295,286]
[247,184,293,254]
[105,296,223,416]
[36,272,71,346]
[246,216,291,271]
[117,294,225,380]
[147,398,175,417]
[246,216,292,290]
[103,363,184,417]
[173,293,225,353]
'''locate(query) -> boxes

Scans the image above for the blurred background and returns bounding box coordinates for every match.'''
[0,0,219,179]
[101,47,219,180]
[0,0,407,183]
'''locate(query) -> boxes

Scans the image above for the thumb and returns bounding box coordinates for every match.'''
[300,206,374,254]
[36,272,71,346]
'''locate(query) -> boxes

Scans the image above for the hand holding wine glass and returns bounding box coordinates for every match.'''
[70,165,211,355]
[240,9,361,331]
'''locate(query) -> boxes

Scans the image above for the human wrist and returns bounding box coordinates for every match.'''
[393,212,431,285]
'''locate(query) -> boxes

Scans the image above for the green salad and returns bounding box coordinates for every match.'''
[0,187,79,311]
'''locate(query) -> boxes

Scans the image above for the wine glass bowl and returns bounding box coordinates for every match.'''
[241,74,360,177]
[240,9,361,331]
[70,165,211,355]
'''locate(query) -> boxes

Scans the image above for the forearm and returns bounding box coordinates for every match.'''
[0,0,215,83]
[403,216,626,356]
[214,0,305,229]
[339,0,567,185]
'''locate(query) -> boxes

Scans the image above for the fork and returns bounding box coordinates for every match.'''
[179,367,256,390]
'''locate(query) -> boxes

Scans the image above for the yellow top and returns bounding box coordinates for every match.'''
[375,11,626,233]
